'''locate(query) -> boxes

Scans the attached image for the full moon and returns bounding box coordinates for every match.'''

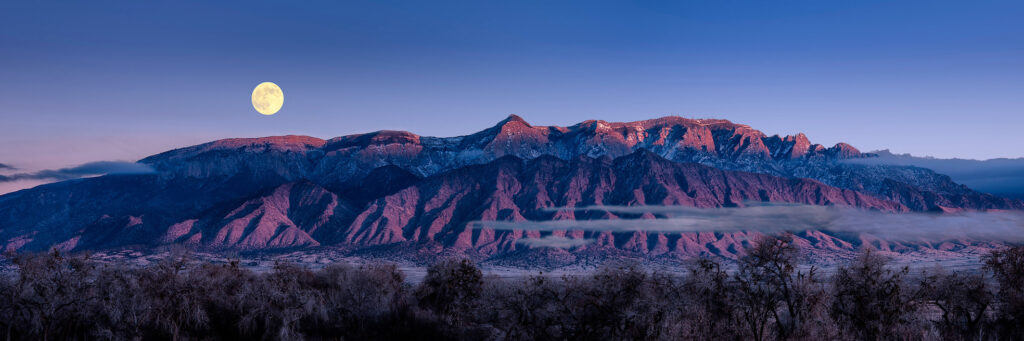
[251,82,283,115]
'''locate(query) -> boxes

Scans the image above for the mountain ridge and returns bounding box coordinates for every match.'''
[1,115,1020,261]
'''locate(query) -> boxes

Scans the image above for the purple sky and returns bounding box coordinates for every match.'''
[2,0,1023,194]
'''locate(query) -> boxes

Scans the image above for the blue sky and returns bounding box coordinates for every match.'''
[1,0,1022,187]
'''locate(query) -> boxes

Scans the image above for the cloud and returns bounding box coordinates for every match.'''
[516,236,596,249]
[0,163,13,171]
[0,161,155,183]
[468,204,1024,242]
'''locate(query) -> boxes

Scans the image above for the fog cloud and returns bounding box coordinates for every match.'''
[0,161,155,183]
[468,204,1024,242]
[516,236,596,249]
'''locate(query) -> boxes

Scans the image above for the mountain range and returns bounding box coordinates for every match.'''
[1,115,1020,262]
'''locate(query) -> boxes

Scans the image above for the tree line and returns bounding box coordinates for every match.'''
[1,237,1023,340]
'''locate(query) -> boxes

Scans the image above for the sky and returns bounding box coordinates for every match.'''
[1,0,1023,193]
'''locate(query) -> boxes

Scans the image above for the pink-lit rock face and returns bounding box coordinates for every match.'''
[0,116,1020,259]
[162,181,355,250]
[828,143,862,159]
[339,151,905,256]
[138,115,863,187]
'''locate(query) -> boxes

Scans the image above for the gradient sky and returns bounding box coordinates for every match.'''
[2,0,1023,192]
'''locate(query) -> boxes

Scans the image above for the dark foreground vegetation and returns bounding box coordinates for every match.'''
[2,238,1024,340]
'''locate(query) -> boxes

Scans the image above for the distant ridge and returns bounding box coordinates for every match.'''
[851,150,1024,199]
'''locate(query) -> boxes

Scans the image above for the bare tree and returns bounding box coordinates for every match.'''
[681,257,738,340]
[487,273,574,340]
[570,262,655,340]
[732,235,830,340]
[1,250,97,340]
[304,262,408,337]
[89,264,152,339]
[415,258,483,326]
[138,252,212,340]
[830,249,923,341]
[917,268,992,340]
[984,245,1024,339]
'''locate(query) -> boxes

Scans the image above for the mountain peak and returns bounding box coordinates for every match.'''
[828,142,861,158]
[503,113,526,122]
[141,135,325,165]
[207,135,326,150]
[494,114,531,128]
[476,114,536,141]
[324,130,420,150]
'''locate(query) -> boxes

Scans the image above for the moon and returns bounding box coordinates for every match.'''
[252,82,283,115]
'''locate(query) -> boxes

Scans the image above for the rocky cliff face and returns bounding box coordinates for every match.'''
[161,180,358,249]
[0,115,1019,259]
[342,152,904,256]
